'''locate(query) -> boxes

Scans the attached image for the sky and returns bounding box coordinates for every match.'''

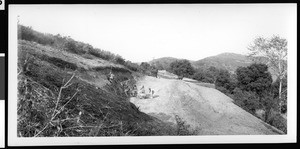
[13,4,296,62]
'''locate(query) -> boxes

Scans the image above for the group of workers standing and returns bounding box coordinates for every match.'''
[107,69,156,99]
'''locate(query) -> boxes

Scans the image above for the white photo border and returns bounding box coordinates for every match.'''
[8,4,297,146]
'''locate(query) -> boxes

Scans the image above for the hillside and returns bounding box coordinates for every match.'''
[17,26,183,137]
[130,75,283,135]
[192,53,253,73]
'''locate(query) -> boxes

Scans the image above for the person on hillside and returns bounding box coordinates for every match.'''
[137,86,146,99]
[108,71,114,83]
[132,85,138,97]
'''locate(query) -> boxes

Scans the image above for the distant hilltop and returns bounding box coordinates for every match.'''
[192,52,253,73]
[149,52,252,73]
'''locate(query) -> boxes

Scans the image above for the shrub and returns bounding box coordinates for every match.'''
[174,115,199,135]
[88,48,103,59]
[114,56,126,65]
[63,39,79,53]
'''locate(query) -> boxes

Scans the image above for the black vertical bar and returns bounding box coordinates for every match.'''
[0,56,4,100]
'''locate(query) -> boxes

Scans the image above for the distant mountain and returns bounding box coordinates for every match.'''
[149,53,252,73]
[191,52,253,73]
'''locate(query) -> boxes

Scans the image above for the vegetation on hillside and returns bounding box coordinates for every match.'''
[18,25,144,73]
[160,37,288,134]
[214,63,287,133]
[17,24,197,137]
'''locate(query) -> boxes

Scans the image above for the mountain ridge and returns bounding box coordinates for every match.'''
[149,52,253,73]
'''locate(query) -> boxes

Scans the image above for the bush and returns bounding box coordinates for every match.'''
[174,115,199,135]
[114,56,126,65]
[63,39,80,54]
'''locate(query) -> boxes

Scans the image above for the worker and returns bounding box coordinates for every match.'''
[108,70,114,83]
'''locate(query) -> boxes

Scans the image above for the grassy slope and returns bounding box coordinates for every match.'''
[192,53,253,73]
[17,40,179,137]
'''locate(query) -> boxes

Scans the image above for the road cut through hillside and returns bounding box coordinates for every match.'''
[130,76,283,135]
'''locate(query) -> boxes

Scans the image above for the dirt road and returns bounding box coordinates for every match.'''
[130,76,282,135]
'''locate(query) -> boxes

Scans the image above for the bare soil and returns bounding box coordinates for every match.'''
[130,75,283,135]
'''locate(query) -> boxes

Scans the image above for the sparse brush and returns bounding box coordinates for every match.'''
[174,115,199,135]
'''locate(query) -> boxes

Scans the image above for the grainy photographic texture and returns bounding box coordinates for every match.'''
[9,4,297,145]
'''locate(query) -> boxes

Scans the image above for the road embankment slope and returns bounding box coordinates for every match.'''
[130,76,283,135]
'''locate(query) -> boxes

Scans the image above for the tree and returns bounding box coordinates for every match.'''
[248,35,287,111]
[140,62,151,71]
[192,69,215,83]
[236,63,273,96]
[140,62,158,77]
[272,75,287,113]
[151,61,164,70]
[169,60,195,78]
[215,69,236,93]
[236,63,274,119]
[207,66,220,83]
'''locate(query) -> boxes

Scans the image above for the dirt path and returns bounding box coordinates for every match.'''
[130,76,283,135]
